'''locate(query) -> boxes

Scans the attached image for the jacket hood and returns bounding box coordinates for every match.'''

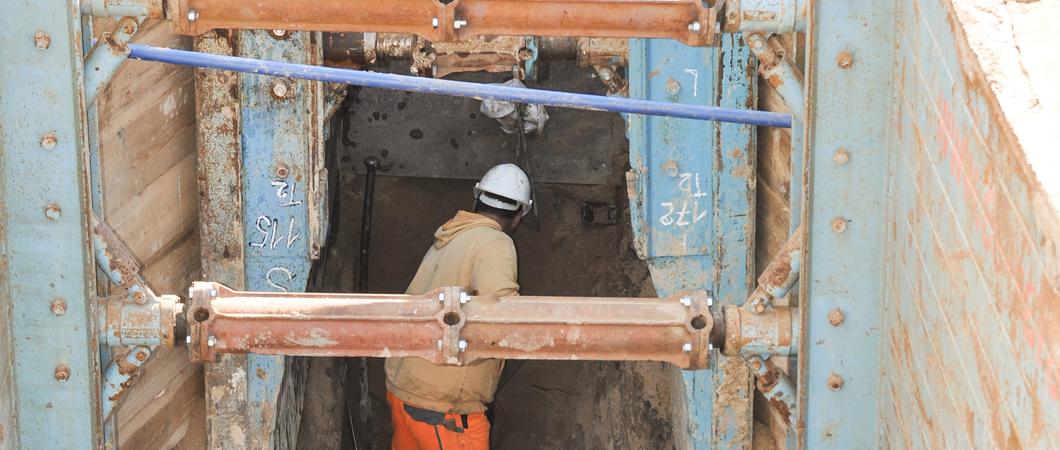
[433,211,502,249]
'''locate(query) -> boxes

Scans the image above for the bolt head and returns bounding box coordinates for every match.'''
[33,31,51,50]
[680,297,692,306]
[207,336,217,347]
[432,17,440,28]
[54,365,70,382]
[827,372,845,391]
[438,293,446,302]
[831,217,848,233]
[135,351,148,361]
[454,19,468,29]
[458,339,468,351]
[688,21,701,32]
[836,51,853,69]
[50,298,66,316]
[271,80,289,99]
[275,164,290,178]
[828,308,845,326]
[185,335,192,345]
[41,132,57,150]
[270,29,287,38]
[209,289,218,297]
[44,204,62,221]
[460,292,470,304]
[752,302,766,314]
[682,343,693,353]
[707,297,714,307]
[187,9,199,22]
[833,148,850,166]
[436,339,443,350]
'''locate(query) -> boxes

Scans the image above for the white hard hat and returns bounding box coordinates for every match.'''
[473,163,533,216]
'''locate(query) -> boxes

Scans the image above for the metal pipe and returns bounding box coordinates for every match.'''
[727,0,807,33]
[721,304,797,358]
[747,356,797,426]
[101,346,151,419]
[128,43,793,128]
[746,32,805,123]
[358,157,379,292]
[91,212,150,303]
[80,0,163,18]
[167,0,721,46]
[184,282,718,368]
[746,226,803,313]
[85,16,144,105]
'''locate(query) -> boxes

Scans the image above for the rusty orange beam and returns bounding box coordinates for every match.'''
[168,0,723,46]
[184,282,719,369]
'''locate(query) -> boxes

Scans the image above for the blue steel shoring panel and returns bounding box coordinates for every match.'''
[239,30,316,448]
[799,1,897,448]
[0,2,102,448]
[626,35,756,450]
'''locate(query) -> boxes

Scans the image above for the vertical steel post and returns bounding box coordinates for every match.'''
[0,1,102,447]
[238,29,325,448]
[195,29,252,448]
[798,1,895,448]
[626,34,756,449]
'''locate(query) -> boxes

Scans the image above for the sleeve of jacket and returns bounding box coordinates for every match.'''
[470,236,519,297]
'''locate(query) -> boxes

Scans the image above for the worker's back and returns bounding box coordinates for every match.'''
[385,210,519,414]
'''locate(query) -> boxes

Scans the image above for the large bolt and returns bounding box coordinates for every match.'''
[44,204,62,221]
[827,373,845,391]
[828,308,845,326]
[41,132,57,150]
[831,217,848,234]
[187,9,200,22]
[54,365,70,382]
[50,298,66,316]
[836,51,853,69]
[833,148,850,166]
[33,31,51,50]
[271,80,289,99]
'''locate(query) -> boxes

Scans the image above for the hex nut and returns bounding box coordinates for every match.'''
[827,372,844,391]
[275,164,290,178]
[836,51,853,69]
[50,298,67,316]
[270,29,287,38]
[44,204,62,221]
[54,365,70,382]
[271,80,289,99]
[831,217,848,233]
[34,31,51,50]
[187,9,200,22]
[828,308,845,326]
[833,148,850,165]
[41,132,57,150]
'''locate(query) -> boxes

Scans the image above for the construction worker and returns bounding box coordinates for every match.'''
[385,163,532,450]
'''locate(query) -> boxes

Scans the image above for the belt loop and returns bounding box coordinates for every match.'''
[460,414,469,429]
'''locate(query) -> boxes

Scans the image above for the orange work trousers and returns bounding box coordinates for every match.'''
[388,391,490,450]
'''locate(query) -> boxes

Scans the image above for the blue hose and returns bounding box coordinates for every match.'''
[128,43,792,128]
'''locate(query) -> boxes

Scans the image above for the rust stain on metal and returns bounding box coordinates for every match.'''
[172,0,723,46]
[185,282,717,369]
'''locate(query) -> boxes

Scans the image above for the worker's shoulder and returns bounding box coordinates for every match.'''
[461,225,514,247]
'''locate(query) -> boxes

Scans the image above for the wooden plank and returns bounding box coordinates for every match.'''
[107,151,198,260]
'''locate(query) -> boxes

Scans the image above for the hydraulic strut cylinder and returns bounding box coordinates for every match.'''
[183,282,719,369]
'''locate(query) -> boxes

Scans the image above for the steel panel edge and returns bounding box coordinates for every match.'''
[627,35,756,450]
[0,1,102,447]
[798,1,897,448]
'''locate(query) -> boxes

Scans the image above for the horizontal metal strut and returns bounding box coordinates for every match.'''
[184,283,721,369]
[127,43,793,127]
[167,0,723,46]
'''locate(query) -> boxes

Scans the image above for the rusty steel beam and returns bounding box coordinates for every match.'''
[183,282,720,369]
[168,0,724,46]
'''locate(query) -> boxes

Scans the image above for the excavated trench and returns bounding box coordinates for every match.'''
[295,61,681,449]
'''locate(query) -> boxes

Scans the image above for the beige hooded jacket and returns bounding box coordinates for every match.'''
[384,211,519,413]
